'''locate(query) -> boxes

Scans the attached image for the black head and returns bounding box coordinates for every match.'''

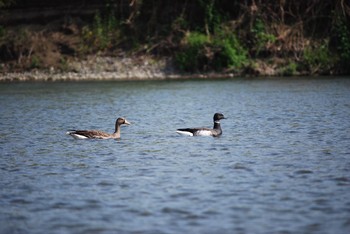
[213,113,226,122]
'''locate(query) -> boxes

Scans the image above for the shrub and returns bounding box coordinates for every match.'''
[0,0,15,8]
[213,32,248,70]
[281,62,298,76]
[175,30,247,72]
[81,10,120,53]
[251,18,276,56]
[175,32,209,71]
[334,16,350,64]
[303,40,332,73]
[0,25,5,39]
[30,55,41,69]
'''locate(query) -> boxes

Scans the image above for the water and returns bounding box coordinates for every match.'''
[1,77,349,234]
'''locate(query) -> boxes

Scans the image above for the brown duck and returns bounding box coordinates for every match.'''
[66,117,131,139]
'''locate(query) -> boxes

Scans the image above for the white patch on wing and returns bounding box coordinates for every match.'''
[67,132,89,139]
[176,130,194,136]
[72,134,89,139]
[196,130,213,136]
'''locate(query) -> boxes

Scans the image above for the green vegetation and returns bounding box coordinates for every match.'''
[0,0,15,8]
[251,18,276,56]
[303,40,332,74]
[175,1,248,72]
[281,62,298,76]
[81,10,120,52]
[175,29,247,72]
[198,0,221,37]
[30,55,41,69]
[334,16,350,67]
[213,32,247,70]
[0,0,349,75]
[0,25,5,38]
[59,57,69,71]
[176,32,209,71]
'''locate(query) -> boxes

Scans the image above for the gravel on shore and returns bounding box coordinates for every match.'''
[0,56,237,82]
[3,55,309,82]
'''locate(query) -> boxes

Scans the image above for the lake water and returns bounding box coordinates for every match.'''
[1,77,350,234]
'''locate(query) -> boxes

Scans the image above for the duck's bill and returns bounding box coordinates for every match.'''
[124,120,131,125]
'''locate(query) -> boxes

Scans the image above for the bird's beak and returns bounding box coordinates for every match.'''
[124,120,131,125]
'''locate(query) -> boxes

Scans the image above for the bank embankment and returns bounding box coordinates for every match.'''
[1,1,349,81]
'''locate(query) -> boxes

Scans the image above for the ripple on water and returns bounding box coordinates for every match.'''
[294,169,314,174]
[1,78,350,234]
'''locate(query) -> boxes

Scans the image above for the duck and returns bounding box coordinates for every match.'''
[66,117,131,139]
[176,113,226,137]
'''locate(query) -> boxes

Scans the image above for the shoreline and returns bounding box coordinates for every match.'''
[0,71,236,82]
[0,55,344,82]
[1,56,236,82]
[1,2,348,83]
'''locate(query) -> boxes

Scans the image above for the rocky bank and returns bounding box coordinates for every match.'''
[1,55,305,82]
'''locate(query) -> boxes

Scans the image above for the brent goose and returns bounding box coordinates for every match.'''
[66,117,131,139]
[176,113,226,137]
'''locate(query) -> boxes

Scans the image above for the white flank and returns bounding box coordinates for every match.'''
[196,130,213,136]
[71,134,89,139]
[176,130,194,136]
[66,132,88,139]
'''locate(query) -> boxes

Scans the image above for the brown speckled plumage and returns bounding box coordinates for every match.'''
[67,117,131,139]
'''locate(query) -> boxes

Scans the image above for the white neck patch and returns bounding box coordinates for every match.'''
[214,120,220,124]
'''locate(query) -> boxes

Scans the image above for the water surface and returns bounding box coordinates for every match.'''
[1,77,350,233]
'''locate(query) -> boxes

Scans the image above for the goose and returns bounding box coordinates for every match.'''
[66,117,131,139]
[176,113,226,137]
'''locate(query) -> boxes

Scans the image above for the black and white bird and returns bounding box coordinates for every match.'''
[176,113,226,137]
[66,117,131,139]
